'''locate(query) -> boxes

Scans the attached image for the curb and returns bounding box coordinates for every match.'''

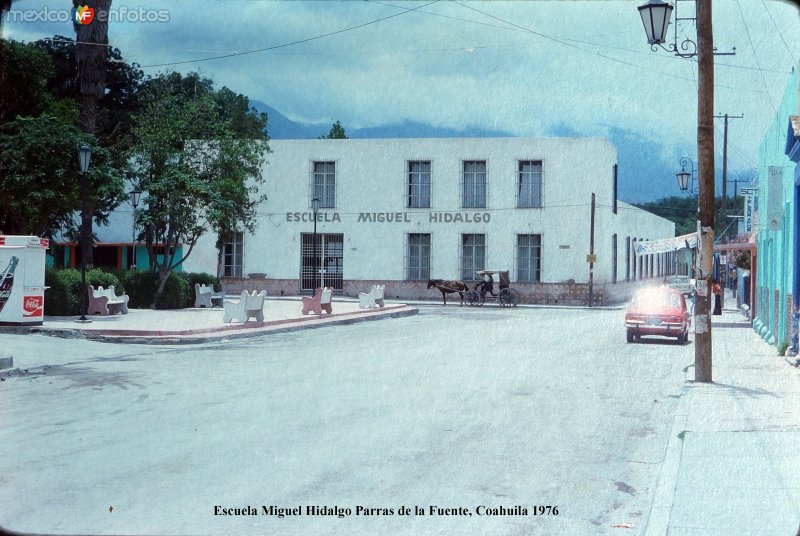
[642,360,694,536]
[15,306,419,345]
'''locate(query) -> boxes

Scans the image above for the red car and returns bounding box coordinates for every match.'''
[625,287,691,343]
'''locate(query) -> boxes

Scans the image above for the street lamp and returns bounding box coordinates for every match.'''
[676,157,698,193]
[77,143,92,322]
[311,196,320,292]
[128,188,141,269]
[638,0,673,45]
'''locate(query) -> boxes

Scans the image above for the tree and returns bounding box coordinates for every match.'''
[128,76,268,308]
[321,120,347,139]
[0,39,59,124]
[0,114,124,237]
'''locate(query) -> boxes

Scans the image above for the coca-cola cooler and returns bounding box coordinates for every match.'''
[0,235,48,325]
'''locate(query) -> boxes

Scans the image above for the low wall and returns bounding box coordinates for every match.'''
[222,276,669,306]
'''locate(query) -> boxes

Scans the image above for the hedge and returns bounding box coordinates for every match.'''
[44,268,221,314]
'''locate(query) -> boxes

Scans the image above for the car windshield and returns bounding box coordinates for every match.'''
[631,289,681,309]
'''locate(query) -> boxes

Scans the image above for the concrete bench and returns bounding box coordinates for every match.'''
[87,285,129,315]
[358,284,385,309]
[301,287,333,316]
[195,283,225,308]
[223,290,266,323]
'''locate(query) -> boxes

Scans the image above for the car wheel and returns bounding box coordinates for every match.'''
[676,332,685,344]
[626,330,634,343]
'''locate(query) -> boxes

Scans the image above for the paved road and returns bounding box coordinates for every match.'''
[0,305,690,535]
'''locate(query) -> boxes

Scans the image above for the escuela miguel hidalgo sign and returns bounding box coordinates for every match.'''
[285,211,492,224]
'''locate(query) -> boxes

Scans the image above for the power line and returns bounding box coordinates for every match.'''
[760,0,800,73]
[137,0,441,69]
[734,0,778,117]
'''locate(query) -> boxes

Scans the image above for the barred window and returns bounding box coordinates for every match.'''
[223,232,244,278]
[406,233,431,280]
[461,161,486,208]
[517,234,541,282]
[517,160,543,208]
[312,161,336,208]
[461,234,486,280]
[407,161,431,208]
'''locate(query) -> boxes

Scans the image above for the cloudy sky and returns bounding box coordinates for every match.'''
[5,1,800,201]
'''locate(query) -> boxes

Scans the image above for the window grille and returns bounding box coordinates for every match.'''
[405,233,431,280]
[516,234,542,282]
[407,161,431,208]
[461,161,487,209]
[223,232,244,278]
[311,161,336,209]
[460,234,486,280]
[517,160,543,208]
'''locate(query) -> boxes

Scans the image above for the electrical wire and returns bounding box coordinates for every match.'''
[734,0,778,117]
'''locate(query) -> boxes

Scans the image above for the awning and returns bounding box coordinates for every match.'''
[634,233,698,256]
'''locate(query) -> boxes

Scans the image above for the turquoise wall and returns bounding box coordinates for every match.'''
[754,70,797,346]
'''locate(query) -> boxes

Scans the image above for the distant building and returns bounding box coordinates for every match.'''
[184,137,676,304]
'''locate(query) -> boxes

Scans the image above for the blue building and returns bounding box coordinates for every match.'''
[753,70,798,356]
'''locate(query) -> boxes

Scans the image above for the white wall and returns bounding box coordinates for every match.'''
[233,137,674,285]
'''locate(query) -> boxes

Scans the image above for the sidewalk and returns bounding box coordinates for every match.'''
[0,297,418,344]
[646,306,800,535]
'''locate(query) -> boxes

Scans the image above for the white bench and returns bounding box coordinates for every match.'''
[87,285,129,315]
[195,283,225,308]
[301,287,333,316]
[223,290,266,323]
[358,284,385,309]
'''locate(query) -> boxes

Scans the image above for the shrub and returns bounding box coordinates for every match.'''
[44,268,121,315]
[121,270,189,309]
[778,340,790,357]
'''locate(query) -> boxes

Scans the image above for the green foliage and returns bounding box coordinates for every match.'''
[634,195,747,238]
[128,71,268,307]
[321,120,347,139]
[44,267,122,315]
[121,270,189,310]
[778,340,790,357]
[0,115,125,237]
[0,39,55,123]
[184,272,222,307]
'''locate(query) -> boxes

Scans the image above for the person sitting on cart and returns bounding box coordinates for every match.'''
[481,272,495,297]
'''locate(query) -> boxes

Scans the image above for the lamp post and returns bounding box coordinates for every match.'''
[676,157,698,194]
[128,189,141,269]
[77,143,92,322]
[311,197,320,292]
[639,0,715,382]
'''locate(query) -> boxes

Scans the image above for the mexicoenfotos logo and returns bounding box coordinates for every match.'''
[4,6,170,24]
[72,5,95,25]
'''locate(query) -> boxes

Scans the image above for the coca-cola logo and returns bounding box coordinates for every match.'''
[0,290,10,300]
[23,296,43,317]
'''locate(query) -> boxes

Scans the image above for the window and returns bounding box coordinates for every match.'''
[517,160,543,208]
[612,233,618,284]
[461,160,486,208]
[460,234,486,280]
[407,161,431,208]
[406,233,431,280]
[222,232,244,278]
[312,161,336,208]
[517,234,542,282]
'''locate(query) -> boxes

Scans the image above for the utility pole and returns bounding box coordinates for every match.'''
[696,0,715,383]
[714,113,743,226]
[588,193,596,307]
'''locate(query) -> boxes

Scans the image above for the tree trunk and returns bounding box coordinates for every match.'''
[74,0,112,266]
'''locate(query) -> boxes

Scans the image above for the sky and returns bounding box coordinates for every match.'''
[4,0,800,202]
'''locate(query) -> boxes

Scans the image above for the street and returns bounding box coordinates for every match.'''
[0,306,691,535]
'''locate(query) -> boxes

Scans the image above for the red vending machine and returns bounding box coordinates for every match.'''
[0,236,48,325]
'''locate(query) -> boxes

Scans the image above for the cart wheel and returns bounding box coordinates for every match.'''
[500,288,520,307]
[465,290,481,306]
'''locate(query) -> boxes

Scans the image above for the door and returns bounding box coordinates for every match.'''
[301,233,343,291]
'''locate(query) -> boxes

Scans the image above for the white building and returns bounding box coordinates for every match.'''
[185,137,676,304]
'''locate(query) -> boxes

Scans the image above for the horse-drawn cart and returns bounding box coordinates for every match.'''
[465,270,520,307]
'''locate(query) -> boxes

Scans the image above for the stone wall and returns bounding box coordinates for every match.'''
[221,276,667,306]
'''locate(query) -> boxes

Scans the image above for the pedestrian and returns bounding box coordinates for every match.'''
[730,271,738,299]
[481,272,495,297]
[712,279,722,315]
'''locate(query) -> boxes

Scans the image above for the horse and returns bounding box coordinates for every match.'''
[427,279,468,306]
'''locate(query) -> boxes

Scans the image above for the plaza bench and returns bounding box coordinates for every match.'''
[222,290,266,323]
[87,285,129,315]
[301,287,333,316]
[194,283,225,308]
[358,284,385,309]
